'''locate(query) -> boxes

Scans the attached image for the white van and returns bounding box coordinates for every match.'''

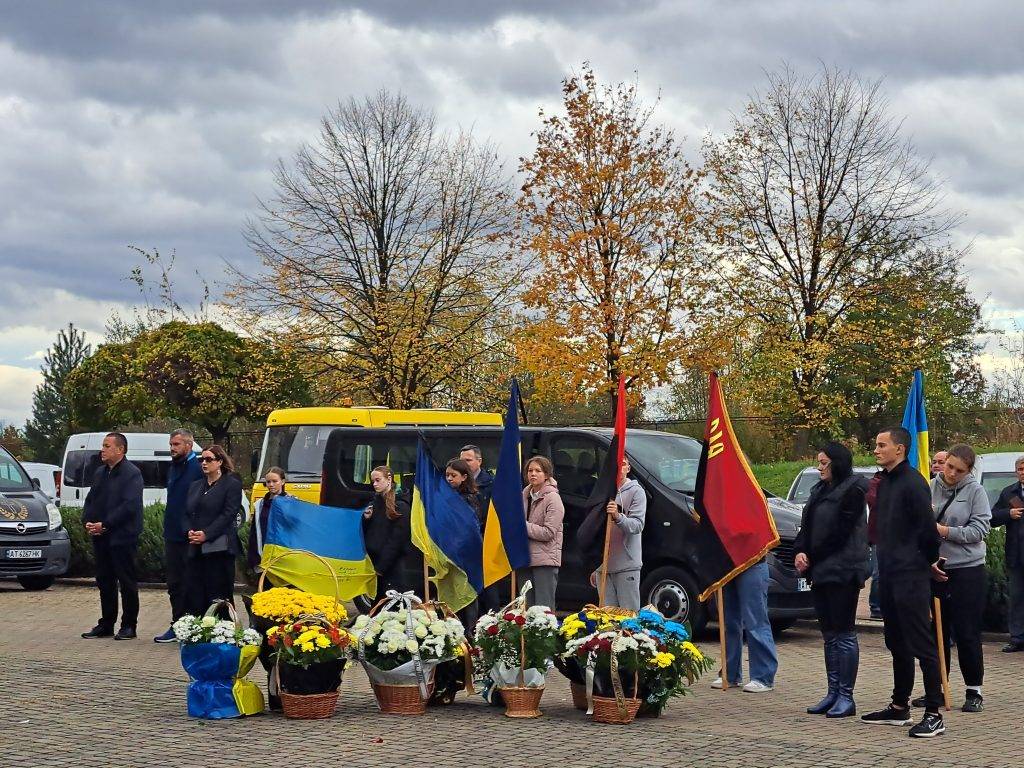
[59,432,202,508]
[20,462,61,503]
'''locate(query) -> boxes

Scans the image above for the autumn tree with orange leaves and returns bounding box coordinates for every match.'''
[516,65,721,414]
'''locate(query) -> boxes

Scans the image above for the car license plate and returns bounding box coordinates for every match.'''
[6,549,42,559]
[797,577,810,592]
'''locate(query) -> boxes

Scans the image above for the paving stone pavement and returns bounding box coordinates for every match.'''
[1,582,1020,768]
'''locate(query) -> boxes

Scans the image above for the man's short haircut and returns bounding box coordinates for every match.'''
[459,444,482,460]
[1015,455,1024,469]
[170,428,194,441]
[106,432,128,452]
[881,425,912,454]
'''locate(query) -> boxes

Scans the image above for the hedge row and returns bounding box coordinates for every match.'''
[60,504,251,584]
[59,505,1012,632]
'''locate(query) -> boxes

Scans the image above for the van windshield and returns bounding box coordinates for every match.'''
[260,425,337,480]
[0,447,32,491]
[626,433,702,494]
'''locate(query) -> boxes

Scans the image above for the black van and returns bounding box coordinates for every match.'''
[321,425,813,634]
[0,444,71,590]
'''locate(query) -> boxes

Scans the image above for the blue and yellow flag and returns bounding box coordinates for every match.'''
[901,368,930,481]
[483,380,531,586]
[260,496,377,600]
[410,439,483,611]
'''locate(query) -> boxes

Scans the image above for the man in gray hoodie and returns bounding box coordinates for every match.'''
[924,443,991,713]
[589,458,647,610]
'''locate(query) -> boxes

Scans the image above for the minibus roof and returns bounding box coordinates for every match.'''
[266,407,502,428]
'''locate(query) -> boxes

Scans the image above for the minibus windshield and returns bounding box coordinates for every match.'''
[259,425,337,479]
[625,433,702,494]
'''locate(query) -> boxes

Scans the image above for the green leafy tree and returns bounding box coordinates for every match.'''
[66,321,312,446]
[24,324,92,463]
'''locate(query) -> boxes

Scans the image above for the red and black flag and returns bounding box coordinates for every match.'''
[693,372,779,601]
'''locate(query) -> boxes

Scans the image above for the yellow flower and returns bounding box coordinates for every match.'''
[651,652,675,668]
[300,642,315,652]
[682,642,704,661]
[315,635,330,649]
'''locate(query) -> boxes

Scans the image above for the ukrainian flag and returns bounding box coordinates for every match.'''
[410,439,483,611]
[260,496,377,600]
[901,368,930,480]
[482,380,531,586]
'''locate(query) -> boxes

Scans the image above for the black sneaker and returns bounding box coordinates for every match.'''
[962,693,984,713]
[861,704,913,725]
[81,625,114,639]
[908,712,945,738]
[911,695,927,708]
[114,626,137,640]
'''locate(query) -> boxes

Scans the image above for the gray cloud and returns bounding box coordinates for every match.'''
[0,0,1022,410]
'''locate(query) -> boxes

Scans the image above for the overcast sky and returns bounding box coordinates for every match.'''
[2,1,1023,425]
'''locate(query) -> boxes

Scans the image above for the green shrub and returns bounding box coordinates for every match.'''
[984,527,1008,632]
[60,502,251,584]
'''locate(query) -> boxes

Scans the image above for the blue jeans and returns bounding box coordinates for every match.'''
[723,561,778,686]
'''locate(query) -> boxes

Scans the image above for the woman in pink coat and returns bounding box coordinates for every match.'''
[516,456,565,609]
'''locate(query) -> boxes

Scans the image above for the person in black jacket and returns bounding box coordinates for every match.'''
[861,426,946,739]
[184,444,243,616]
[992,455,1024,653]
[81,432,144,640]
[795,442,870,718]
[362,466,413,601]
[445,458,480,631]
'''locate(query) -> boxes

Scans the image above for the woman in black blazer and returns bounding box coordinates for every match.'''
[184,444,243,615]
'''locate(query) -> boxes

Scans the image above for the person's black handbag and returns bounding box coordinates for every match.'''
[201,534,230,554]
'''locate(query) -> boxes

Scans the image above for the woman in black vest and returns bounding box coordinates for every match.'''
[794,442,870,718]
[184,444,243,615]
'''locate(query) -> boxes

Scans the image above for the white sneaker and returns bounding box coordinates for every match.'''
[742,680,773,693]
[711,677,741,689]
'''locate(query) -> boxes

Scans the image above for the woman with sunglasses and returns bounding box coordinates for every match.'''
[184,444,243,615]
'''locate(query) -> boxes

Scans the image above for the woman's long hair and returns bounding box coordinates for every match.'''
[445,458,477,495]
[371,466,402,520]
[820,441,853,484]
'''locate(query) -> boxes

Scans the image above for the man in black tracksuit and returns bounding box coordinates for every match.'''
[861,426,945,738]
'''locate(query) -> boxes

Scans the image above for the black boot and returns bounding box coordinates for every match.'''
[807,632,838,714]
[827,631,858,718]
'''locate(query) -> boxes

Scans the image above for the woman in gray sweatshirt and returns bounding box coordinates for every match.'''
[589,457,647,610]
[927,443,991,713]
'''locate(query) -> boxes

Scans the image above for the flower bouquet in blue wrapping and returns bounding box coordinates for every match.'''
[174,601,264,719]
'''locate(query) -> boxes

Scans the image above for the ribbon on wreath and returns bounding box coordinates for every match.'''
[498,580,533,688]
[584,636,631,718]
[356,589,431,699]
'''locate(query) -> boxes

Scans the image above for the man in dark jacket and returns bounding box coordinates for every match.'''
[992,455,1024,653]
[861,426,946,738]
[81,432,144,640]
[461,444,500,610]
[154,429,204,643]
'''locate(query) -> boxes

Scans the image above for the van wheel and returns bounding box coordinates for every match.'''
[641,567,706,635]
[18,575,54,591]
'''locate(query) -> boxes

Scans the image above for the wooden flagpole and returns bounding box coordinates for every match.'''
[510,570,518,604]
[717,588,728,690]
[598,516,612,606]
[933,597,952,712]
[422,555,430,603]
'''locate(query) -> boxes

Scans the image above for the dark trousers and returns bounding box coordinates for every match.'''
[939,564,986,687]
[811,581,860,634]
[165,540,190,623]
[880,576,943,711]
[1008,565,1024,644]
[184,551,236,616]
[93,539,139,630]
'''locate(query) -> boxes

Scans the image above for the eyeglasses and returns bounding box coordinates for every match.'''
[199,456,219,463]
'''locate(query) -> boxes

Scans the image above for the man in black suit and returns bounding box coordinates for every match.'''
[81,432,144,640]
[992,455,1024,653]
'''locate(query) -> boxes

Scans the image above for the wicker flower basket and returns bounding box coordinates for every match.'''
[591,695,642,724]
[372,681,435,715]
[280,690,339,720]
[569,681,588,711]
[498,686,544,718]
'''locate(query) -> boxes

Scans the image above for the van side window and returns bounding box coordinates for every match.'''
[63,450,103,487]
[548,435,607,500]
[337,437,418,492]
[130,460,171,489]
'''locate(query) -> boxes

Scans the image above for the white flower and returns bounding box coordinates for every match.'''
[200,616,217,628]
[414,625,428,639]
[405,639,419,653]
[353,615,369,629]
